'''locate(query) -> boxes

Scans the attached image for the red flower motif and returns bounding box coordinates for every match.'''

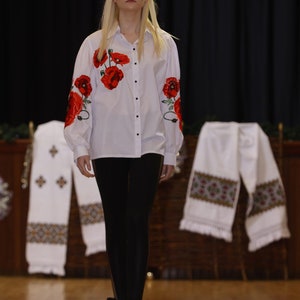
[110,52,130,66]
[64,91,83,127]
[163,77,180,98]
[100,51,108,65]
[93,50,100,68]
[174,97,183,131]
[74,75,92,97]
[93,49,108,68]
[101,66,124,90]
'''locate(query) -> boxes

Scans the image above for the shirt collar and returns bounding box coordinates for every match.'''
[107,23,152,42]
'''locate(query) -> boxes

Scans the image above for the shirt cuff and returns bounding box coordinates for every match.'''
[74,146,89,161]
[163,152,177,166]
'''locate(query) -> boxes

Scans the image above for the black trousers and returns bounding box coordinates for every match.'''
[93,153,163,300]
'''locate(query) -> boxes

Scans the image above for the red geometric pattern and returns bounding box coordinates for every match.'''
[26,222,68,244]
[249,179,286,217]
[189,171,238,207]
[79,203,104,225]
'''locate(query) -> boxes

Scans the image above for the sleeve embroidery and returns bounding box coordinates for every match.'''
[64,75,92,127]
[162,77,183,131]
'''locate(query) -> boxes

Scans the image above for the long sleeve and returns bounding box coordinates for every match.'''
[160,36,184,166]
[64,37,97,161]
[64,29,183,164]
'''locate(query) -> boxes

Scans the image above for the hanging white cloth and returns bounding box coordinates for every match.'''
[26,120,106,276]
[180,122,291,251]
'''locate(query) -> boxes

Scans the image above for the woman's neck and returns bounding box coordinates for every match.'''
[118,11,141,37]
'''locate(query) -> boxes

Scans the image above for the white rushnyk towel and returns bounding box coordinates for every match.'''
[26,120,106,276]
[180,122,291,251]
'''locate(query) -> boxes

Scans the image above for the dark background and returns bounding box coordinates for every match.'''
[2,0,300,131]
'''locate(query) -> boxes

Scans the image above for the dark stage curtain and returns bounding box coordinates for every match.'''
[2,0,300,129]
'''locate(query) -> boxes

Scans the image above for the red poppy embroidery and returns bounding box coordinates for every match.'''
[101,66,124,90]
[94,49,108,68]
[163,77,180,98]
[99,51,108,66]
[96,48,130,90]
[162,77,183,131]
[93,50,100,68]
[64,75,92,127]
[64,91,83,127]
[174,97,183,131]
[110,52,130,66]
[74,75,92,97]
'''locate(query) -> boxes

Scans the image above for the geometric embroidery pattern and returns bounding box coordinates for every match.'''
[26,223,68,244]
[35,175,46,188]
[189,171,238,208]
[49,145,58,157]
[249,179,286,217]
[79,203,104,225]
[56,176,67,188]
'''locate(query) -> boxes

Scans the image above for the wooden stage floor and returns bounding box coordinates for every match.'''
[0,276,299,300]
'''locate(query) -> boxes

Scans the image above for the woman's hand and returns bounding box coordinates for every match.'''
[76,155,95,178]
[160,164,175,183]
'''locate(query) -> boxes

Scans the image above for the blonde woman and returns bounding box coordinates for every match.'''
[64,0,183,299]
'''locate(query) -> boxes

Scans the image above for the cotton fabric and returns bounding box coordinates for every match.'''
[64,26,183,166]
[180,122,291,251]
[26,121,105,276]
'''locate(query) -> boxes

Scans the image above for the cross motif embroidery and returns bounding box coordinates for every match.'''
[56,176,67,188]
[35,176,46,187]
[49,145,58,157]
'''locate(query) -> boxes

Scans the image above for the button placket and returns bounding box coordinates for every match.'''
[132,46,141,154]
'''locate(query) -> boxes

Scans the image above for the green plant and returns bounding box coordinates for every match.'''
[0,123,30,142]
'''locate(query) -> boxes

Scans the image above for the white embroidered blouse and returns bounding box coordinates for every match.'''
[64,26,183,166]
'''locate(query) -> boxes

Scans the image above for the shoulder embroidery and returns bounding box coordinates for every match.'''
[93,48,130,90]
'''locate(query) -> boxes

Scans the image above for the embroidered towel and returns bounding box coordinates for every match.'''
[26,120,106,276]
[180,122,291,251]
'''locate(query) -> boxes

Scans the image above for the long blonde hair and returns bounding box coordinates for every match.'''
[97,0,164,61]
